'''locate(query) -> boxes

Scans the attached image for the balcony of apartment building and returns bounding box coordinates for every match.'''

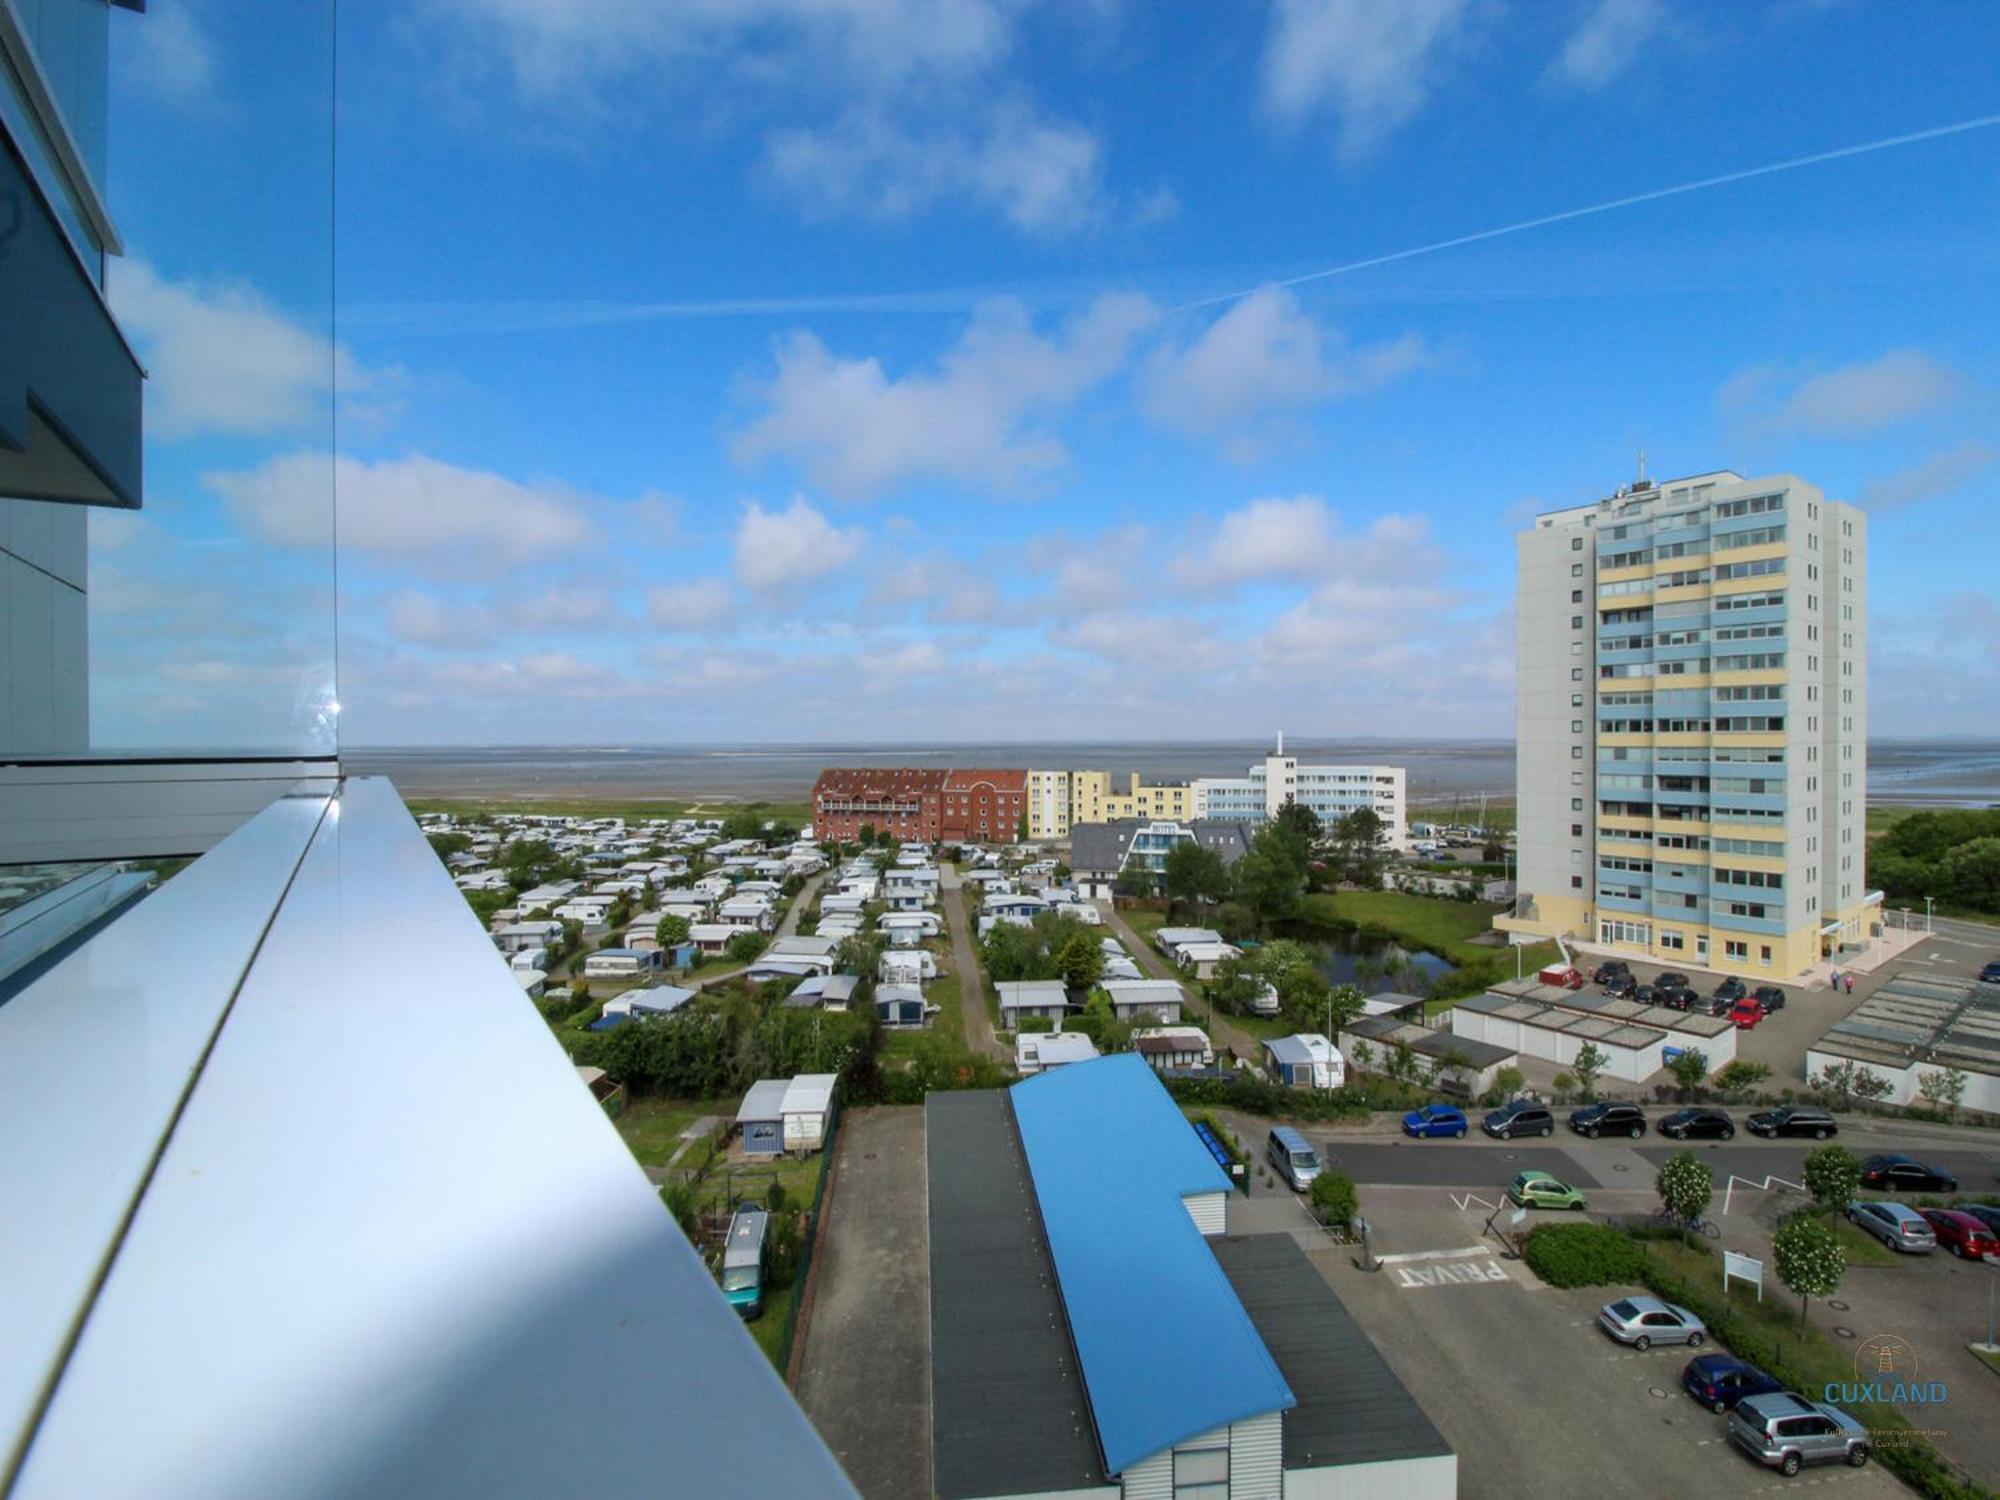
[0,7,852,1494]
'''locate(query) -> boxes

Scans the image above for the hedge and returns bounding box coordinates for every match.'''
[1521,1223,1644,1288]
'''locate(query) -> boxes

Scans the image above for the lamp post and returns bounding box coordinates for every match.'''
[1924,895,1936,933]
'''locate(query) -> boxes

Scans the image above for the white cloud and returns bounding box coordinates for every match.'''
[117,0,217,104]
[733,497,865,590]
[422,0,1128,234]
[1260,0,1478,159]
[208,452,599,576]
[384,590,496,648]
[110,260,371,440]
[1551,0,1663,89]
[733,293,1157,497]
[1859,442,1997,511]
[766,103,1113,234]
[1173,496,1442,591]
[647,576,735,630]
[1143,287,1428,454]
[1721,350,1962,435]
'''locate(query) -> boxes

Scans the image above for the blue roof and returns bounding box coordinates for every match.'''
[1009,1054,1293,1475]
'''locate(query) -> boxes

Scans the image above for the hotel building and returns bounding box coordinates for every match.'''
[1497,470,1870,979]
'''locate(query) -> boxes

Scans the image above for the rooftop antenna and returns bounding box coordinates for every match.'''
[1276,730,1284,756]
[1636,448,1648,483]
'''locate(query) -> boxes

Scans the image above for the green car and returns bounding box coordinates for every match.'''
[1509,1169,1588,1211]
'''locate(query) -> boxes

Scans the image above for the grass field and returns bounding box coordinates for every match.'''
[1303,889,1558,969]
[615,1096,722,1170]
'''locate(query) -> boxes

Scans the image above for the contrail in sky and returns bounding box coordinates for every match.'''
[1174,112,2000,312]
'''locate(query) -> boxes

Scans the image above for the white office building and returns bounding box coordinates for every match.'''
[1191,735,1407,847]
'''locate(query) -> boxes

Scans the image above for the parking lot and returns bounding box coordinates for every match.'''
[1289,1118,2000,1494]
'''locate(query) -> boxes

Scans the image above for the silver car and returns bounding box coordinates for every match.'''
[1729,1392,1871,1476]
[1596,1295,1706,1351]
[1846,1199,1937,1254]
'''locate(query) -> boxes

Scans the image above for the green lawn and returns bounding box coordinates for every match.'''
[615,1096,723,1169]
[1120,907,1169,943]
[887,970,961,1057]
[1303,889,1557,971]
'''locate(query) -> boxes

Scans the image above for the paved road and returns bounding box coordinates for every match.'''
[794,1108,929,1500]
[939,878,1005,1060]
[1095,902,1259,1061]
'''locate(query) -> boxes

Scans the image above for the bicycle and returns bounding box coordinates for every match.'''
[1649,1206,1722,1239]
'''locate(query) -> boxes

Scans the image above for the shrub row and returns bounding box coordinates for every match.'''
[1520,1222,1644,1288]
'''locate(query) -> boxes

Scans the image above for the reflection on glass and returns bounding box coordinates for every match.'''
[1,0,336,761]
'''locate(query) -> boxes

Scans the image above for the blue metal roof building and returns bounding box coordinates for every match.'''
[1010,1054,1294,1476]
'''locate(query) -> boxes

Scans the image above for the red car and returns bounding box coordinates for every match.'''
[1921,1209,2000,1260]
[1728,998,1766,1029]
[1539,965,1587,990]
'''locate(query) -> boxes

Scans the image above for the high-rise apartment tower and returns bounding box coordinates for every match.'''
[1496,470,1870,978]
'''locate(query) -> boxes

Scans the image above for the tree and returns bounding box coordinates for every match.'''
[1163,839,1230,914]
[725,931,768,964]
[1270,799,1322,866]
[1330,807,1387,887]
[1115,865,1155,900]
[1349,1038,1375,1074]
[1773,1214,1846,1334]
[1309,1170,1358,1230]
[1916,1064,1968,1118]
[1666,1047,1710,1099]
[1656,1150,1715,1247]
[426,830,473,860]
[1571,1042,1609,1101]
[1711,1060,1772,1098]
[1204,957,1266,1018]
[1017,810,1030,843]
[1802,1144,1861,1220]
[1811,1059,1892,1110]
[858,822,878,847]
[1388,1038,1419,1085]
[720,809,767,842]
[1481,837,1506,864]
[1055,931,1107,991]
[1492,1064,1525,1100]
[1429,1044,1476,1095]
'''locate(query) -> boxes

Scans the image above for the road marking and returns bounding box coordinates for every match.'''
[1722,1172,1805,1217]
[1450,1191,1500,1212]
[1390,1258,1511,1289]
[1376,1246,1498,1265]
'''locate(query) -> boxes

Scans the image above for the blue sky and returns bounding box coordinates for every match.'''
[88,0,2000,750]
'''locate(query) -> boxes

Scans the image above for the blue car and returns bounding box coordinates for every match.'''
[1682,1353,1783,1414]
[1402,1104,1469,1139]
[1981,960,2000,985]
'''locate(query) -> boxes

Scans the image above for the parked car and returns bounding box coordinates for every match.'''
[1859,1154,1958,1194]
[1597,1295,1704,1350]
[1632,983,1660,1006]
[1659,1107,1735,1141]
[1845,1200,1937,1254]
[1654,985,1692,1011]
[1402,1104,1469,1139]
[1592,960,1631,986]
[1979,959,2000,985]
[1603,972,1638,999]
[1730,1393,1871,1476]
[1728,998,1766,1029]
[1569,1102,1646,1139]
[1751,985,1787,1012]
[1510,1169,1587,1211]
[1484,1100,1555,1139]
[1920,1208,2000,1259]
[1713,976,1747,1003]
[1747,1106,1836,1140]
[1682,1353,1783,1414]
[1538,964,1587,990]
[1656,970,1690,992]
[1960,1203,2000,1239]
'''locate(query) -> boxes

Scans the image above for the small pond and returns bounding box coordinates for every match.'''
[1265,923,1456,995]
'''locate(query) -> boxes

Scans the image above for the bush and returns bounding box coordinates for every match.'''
[1309,1171,1358,1228]
[1521,1222,1644,1288]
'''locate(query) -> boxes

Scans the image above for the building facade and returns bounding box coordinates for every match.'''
[1025,767,1072,839]
[940,767,1027,845]
[1497,470,1870,979]
[809,767,948,843]
[1070,769,1196,826]
[1189,735,1407,844]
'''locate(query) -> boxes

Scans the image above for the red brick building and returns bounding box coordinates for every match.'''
[810,766,1029,845]
[941,769,1029,845]
[811,768,947,842]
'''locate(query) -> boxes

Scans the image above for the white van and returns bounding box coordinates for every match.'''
[1266,1126,1321,1191]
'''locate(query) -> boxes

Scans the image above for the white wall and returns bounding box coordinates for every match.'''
[1283,1452,1458,1500]
[1119,1414,1281,1500]
[1183,1191,1227,1237]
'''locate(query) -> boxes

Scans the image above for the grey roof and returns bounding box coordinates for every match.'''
[1409,1032,1513,1069]
[736,1079,790,1124]
[1067,819,1253,877]
[927,1091,1103,1500]
[1210,1234,1453,1473]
